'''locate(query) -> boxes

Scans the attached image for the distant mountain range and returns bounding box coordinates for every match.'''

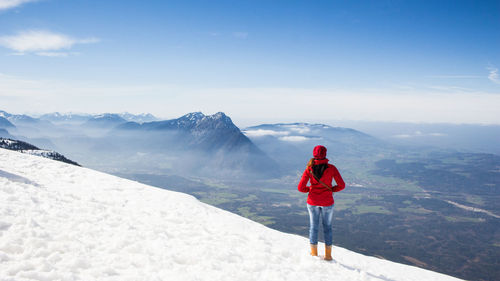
[119,112,257,151]
[38,112,158,124]
[0,110,280,178]
[0,138,80,166]
[242,122,390,172]
[117,112,158,123]
[0,109,395,179]
[0,110,159,125]
[84,114,128,128]
[115,112,279,177]
[0,110,38,124]
[244,123,382,151]
[39,112,92,123]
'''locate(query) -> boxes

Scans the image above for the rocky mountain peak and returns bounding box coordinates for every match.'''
[173,112,236,132]
[183,112,205,121]
[0,110,11,118]
[195,112,237,132]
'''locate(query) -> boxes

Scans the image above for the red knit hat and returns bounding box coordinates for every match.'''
[313,145,327,159]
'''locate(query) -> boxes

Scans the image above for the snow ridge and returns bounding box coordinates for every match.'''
[0,148,462,281]
[0,138,80,166]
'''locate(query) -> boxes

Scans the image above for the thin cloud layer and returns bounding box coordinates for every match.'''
[279,136,312,142]
[243,129,289,137]
[391,131,447,139]
[0,0,36,10]
[0,30,98,56]
[487,66,500,84]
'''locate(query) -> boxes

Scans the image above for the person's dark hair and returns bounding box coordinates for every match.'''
[307,157,328,178]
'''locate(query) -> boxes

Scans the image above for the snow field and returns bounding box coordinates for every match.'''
[0,148,462,281]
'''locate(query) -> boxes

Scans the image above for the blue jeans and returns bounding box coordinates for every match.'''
[307,204,334,246]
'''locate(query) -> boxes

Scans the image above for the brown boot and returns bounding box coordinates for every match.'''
[324,245,333,261]
[310,244,318,256]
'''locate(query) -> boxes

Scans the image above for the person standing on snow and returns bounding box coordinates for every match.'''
[297,145,346,261]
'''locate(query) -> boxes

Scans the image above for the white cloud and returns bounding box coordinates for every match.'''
[487,66,500,84]
[36,52,70,57]
[392,134,412,139]
[279,136,310,142]
[425,85,477,93]
[427,75,481,79]
[243,129,289,137]
[0,30,99,56]
[0,0,36,10]
[284,125,311,134]
[392,131,447,139]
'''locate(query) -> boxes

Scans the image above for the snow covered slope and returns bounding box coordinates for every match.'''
[0,148,462,281]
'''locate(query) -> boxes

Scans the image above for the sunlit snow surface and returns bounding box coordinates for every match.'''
[0,148,462,281]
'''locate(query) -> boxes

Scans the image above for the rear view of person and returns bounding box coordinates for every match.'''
[297,145,345,260]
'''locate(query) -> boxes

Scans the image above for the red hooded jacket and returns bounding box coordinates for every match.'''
[297,159,345,206]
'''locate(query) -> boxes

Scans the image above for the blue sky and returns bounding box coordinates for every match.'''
[0,0,499,125]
